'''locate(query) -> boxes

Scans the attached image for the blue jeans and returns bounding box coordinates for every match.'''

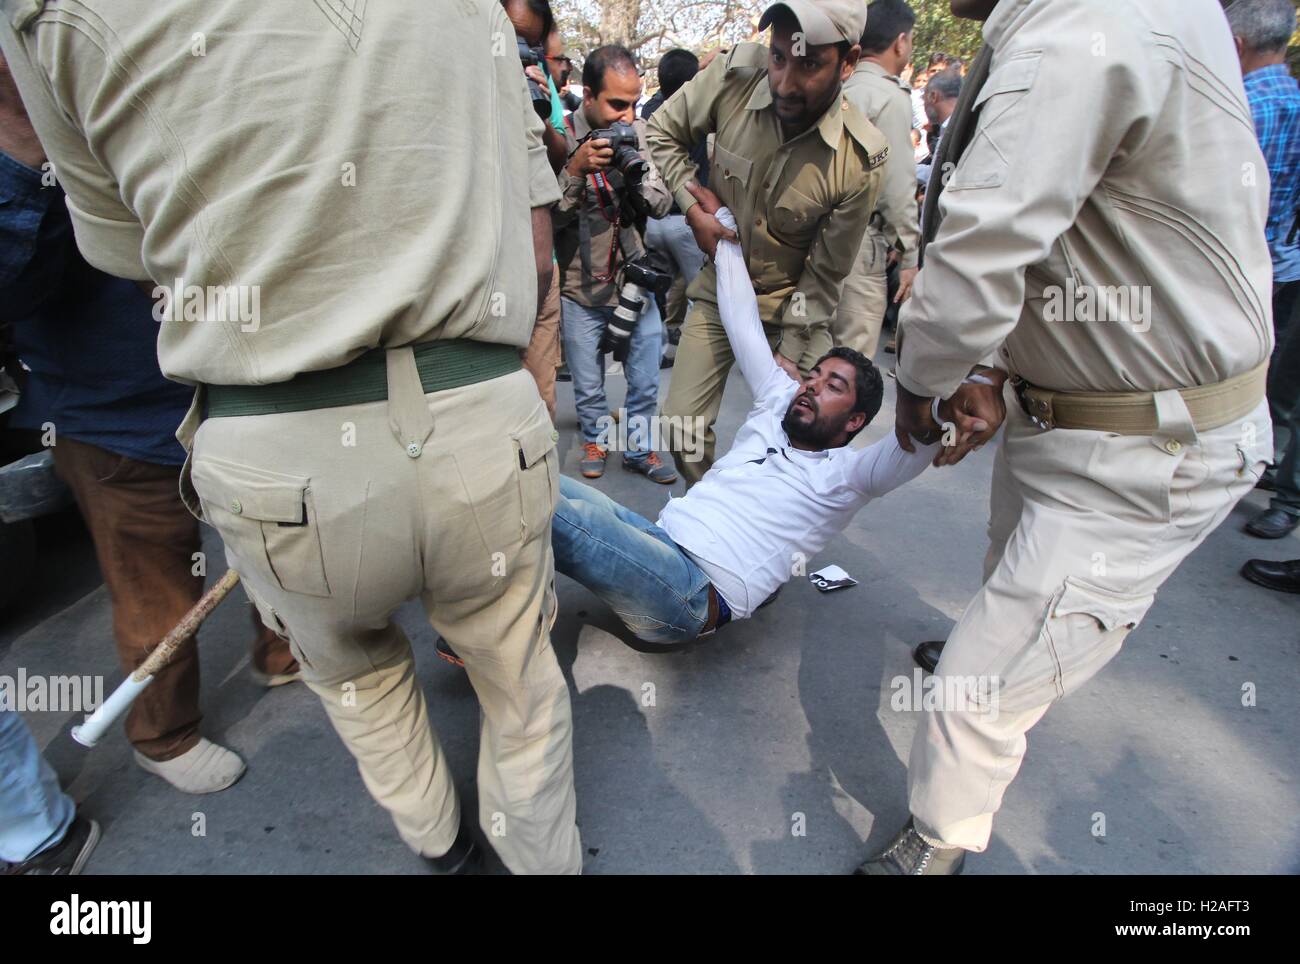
[0,709,74,864]
[1269,281,1300,516]
[552,475,713,645]
[560,297,663,463]
[644,215,705,289]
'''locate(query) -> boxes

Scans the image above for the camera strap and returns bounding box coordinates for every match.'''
[579,171,623,284]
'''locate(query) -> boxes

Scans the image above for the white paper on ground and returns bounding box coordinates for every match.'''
[809,565,858,592]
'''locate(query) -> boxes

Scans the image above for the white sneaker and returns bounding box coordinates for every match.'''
[134,738,247,794]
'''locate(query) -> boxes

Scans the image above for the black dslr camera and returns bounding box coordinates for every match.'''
[583,120,648,185]
[599,258,673,362]
[517,36,552,120]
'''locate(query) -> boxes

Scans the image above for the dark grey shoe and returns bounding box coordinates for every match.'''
[913,640,944,674]
[435,636,464,668]
[426,821,481,875]
[3,814,100,875]
[623,452,677,485]
[580,443,608,479]
[1245,507,1300,539]
[854,819,966,876]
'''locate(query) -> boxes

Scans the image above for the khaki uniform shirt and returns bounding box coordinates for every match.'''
[0,0,560,386]
[647,43,888,339]
[842,60,921,270]
[897,0,1273,400]
[554,110,672,308]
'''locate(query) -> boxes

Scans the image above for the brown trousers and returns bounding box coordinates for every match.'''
[53,437,294,760]
[522,263,562,422]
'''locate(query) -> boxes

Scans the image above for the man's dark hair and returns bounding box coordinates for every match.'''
[502,0,553,43]
[927,51,949,68]
[657,48,700,99]
[583,45,639,96]
[927,66,963,101]
[816,346,885,440]
[1225,0,1297,54]
[861,0,916,55]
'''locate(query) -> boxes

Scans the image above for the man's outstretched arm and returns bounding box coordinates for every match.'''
[708,197,797,407]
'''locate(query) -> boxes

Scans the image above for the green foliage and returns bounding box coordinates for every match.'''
[910,1,984,67]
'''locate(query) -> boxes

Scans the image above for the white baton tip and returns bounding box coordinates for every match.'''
[71,674,155,748]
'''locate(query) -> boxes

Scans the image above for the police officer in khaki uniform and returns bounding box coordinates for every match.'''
[857,0,1274,874]
[647,0,890,486]
[829,0,922,361]
[0,0,582,874]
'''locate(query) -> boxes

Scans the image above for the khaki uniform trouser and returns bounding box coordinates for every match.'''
[908,387,1272,852]
[522,263,562,423]
[188,357,582,874]
[663,299,831,486]
[830,227,891,359]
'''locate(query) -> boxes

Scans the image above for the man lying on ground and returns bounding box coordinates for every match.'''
[550,188,987,645]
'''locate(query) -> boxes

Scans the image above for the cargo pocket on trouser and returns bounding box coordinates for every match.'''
[992,577,1155,714]
[191,455,331,598]
[513,411,560,545]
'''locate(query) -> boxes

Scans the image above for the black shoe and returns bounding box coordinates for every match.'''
[3,814,100,875]
[1257,467,1277,492]
[426,821,481,875]
[883,339,897,354]
[435,636,465,668]
[1240,557,1300,594]
[913,640,945,674]
[1245,507,1300,539]
[556,364,572,382]
[854,818,966,875]
[660,354,675,369]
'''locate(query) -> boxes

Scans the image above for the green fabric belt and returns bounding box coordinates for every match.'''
[205,339,522,417]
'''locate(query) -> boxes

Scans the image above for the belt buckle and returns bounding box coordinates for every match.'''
[1012,377,1055,431]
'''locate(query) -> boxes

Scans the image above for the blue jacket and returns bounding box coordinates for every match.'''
[0,152,191,466]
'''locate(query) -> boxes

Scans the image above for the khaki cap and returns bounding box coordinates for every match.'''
[758,0,868,47]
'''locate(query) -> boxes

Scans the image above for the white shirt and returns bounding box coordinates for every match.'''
[656,208,937,619]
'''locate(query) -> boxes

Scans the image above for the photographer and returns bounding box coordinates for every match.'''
[554,45,676,484]
[504,0,566,173]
